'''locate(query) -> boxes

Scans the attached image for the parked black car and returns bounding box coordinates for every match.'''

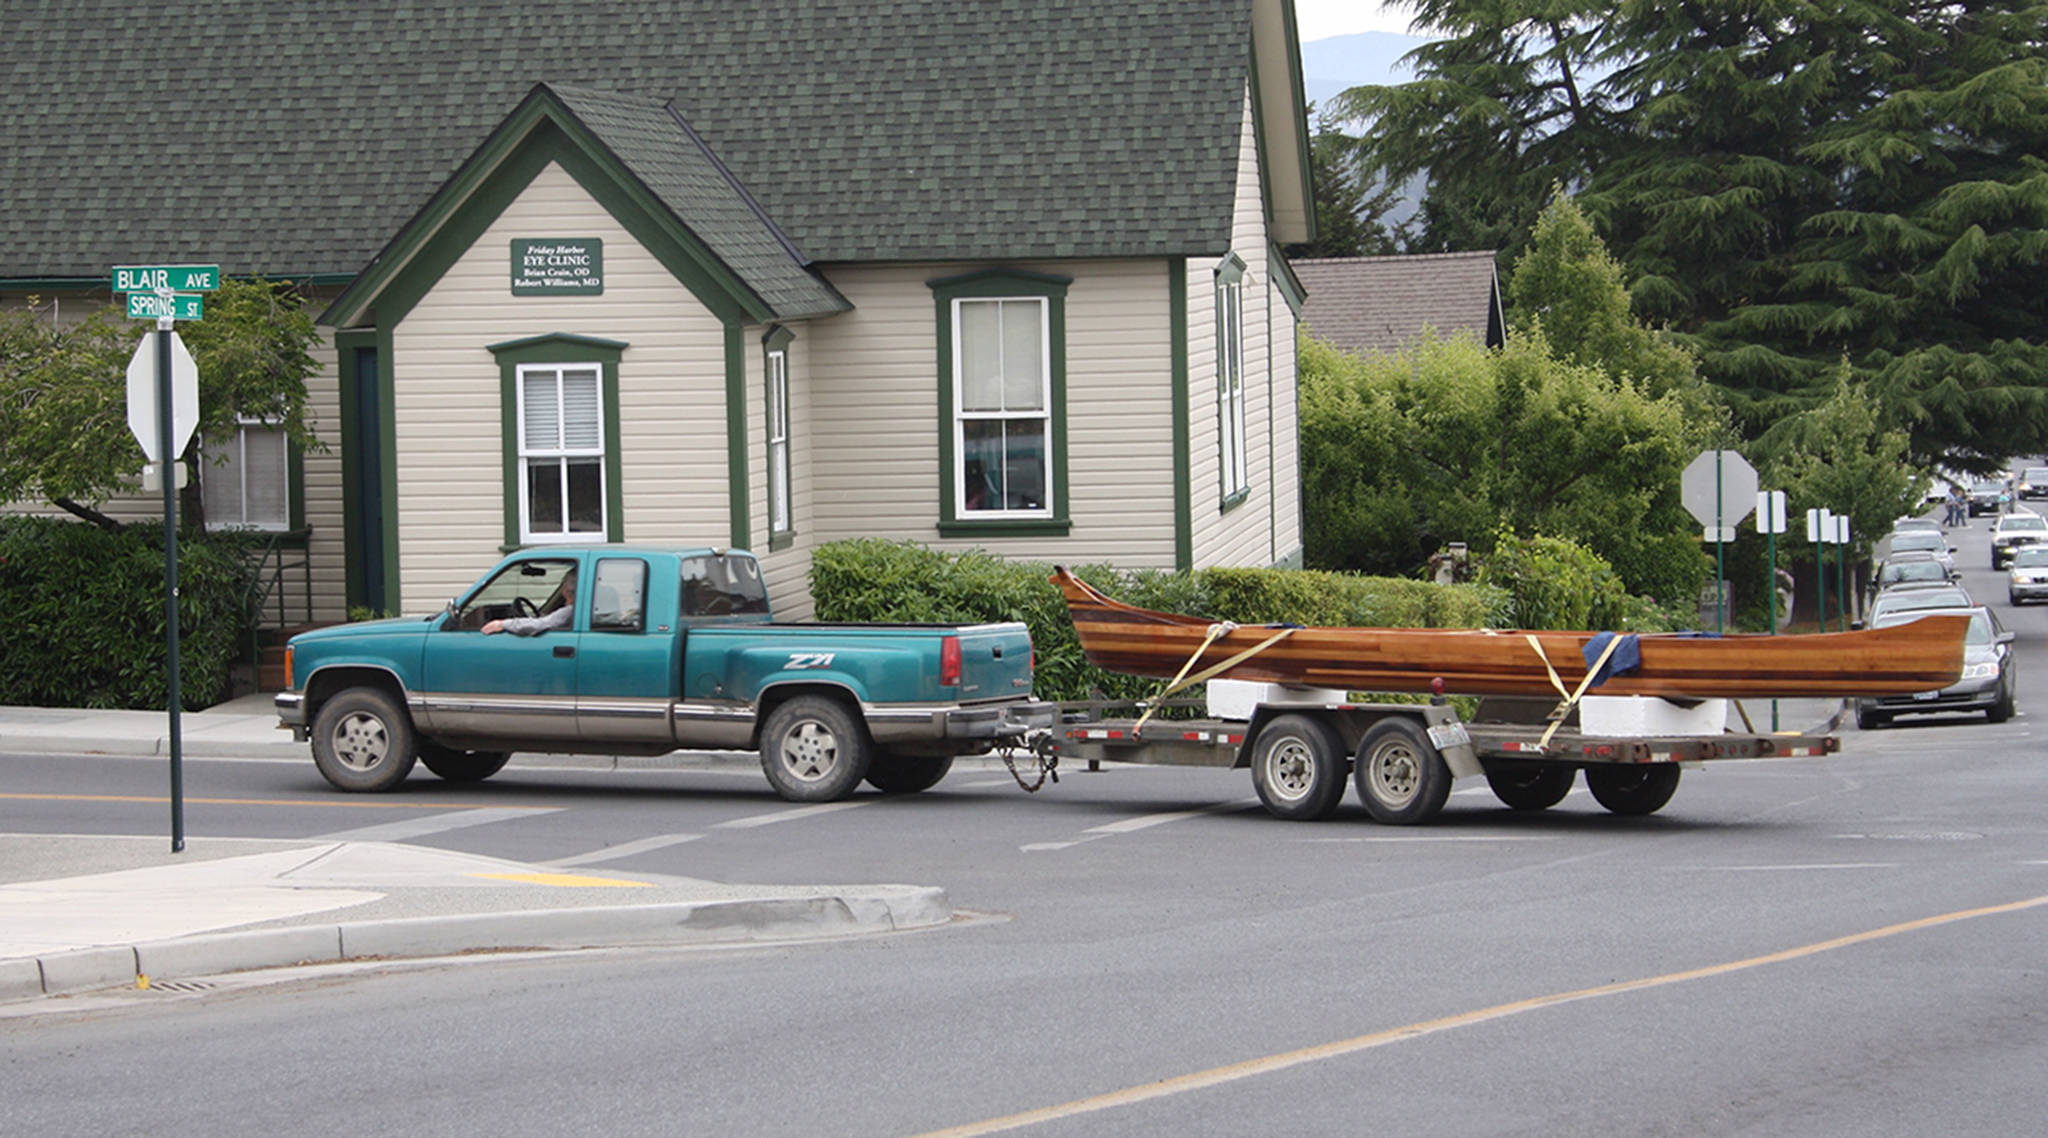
[1856,607,2015,728]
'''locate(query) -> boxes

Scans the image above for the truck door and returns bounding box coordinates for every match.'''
[575,556,680,745]
[418,556,583,742]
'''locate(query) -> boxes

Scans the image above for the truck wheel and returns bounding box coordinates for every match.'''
[310,687,418,792]
[1486,764,1575,811]
[1249,714,1349,820]
[1585,764,1681,816]
[418,744,510,784]
[1353,718,1451,825]
[865,752,954,794]
[760,695,872,802]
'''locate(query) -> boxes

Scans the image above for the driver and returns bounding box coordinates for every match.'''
[482,566,577,636]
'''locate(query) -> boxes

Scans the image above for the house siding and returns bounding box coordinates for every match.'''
[748,323,817,620]
[390,161,729,611]
[1190,89,1298,570]
[802,260,1180,568]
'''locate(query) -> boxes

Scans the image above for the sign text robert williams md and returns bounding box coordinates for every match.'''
[511,238,604,295]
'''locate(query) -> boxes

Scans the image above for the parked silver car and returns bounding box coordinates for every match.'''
[1855,607,2014,728]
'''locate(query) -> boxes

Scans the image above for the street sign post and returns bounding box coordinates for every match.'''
[113,265,217,854]
[1683,450,1757,633]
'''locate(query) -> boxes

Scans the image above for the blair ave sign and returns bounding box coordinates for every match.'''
[511,238,604,295]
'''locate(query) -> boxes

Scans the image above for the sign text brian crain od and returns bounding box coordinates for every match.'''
[511,238,603,295]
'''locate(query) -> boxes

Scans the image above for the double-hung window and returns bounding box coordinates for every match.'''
[517,363,606,541]
[766,336,792,542]
[955,297,1051,516]
[1216,257,1248,503]
[202,420,290,531]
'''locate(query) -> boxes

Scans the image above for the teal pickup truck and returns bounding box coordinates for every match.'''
[275,546,1054,801]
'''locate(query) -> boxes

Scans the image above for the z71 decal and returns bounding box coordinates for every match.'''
[786,652,837,670]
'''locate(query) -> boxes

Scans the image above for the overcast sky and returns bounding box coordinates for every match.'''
[1293,1,1425,41]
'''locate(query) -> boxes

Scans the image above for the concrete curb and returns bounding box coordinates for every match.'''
[4,886,949,1002]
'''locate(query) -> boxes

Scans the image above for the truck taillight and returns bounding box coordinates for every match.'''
[283,645,294,691]
[940,635,961,687]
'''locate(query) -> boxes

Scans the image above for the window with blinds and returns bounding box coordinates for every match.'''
[517,363,606,541]
[201,422,289,531]
[954,297,1050,516]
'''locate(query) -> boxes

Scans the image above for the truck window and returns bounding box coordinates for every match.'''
[591,558,648,633]
[451,559,576,630]
[680,554,770,616]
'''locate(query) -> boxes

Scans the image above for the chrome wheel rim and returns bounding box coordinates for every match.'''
[1367,738,1420,807]
[331,711,391,772]
[1262,735,1316,802]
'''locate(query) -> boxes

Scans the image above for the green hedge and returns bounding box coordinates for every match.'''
[0,517,253,710]
[810,539,1508,704]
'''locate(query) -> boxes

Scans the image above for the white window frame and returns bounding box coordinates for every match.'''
[201,418,290,532]
[951,296,1053,519]
[767,347,791,536]
[1217,271,1248,500]
[515,362,608,544]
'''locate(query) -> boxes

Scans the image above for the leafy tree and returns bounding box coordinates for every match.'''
[1754,364,1925,570]
[0,279,323,531]
[1330,0,2048,469]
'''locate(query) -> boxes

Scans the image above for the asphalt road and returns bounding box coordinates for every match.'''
[2,524,2043,1136]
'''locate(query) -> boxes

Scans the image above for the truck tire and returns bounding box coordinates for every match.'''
[1585,764,1681,816]
[418,743,511,784]
[865,752,954,794]
[1353,718,1451,825]
[760,695,872,802]
[1249,714,1349,820]
[311,687,419,793]
[1486,764,1575,811]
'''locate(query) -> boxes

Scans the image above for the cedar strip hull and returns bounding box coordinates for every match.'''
[1051,568,1968,700]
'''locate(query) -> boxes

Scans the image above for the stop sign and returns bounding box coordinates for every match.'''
[1682,449,1758,527]
[126,331,200,463]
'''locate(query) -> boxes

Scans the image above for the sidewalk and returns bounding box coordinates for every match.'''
[0,695,952,1005]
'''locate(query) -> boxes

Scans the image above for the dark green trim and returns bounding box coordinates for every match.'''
[1270,245,1306,315]
[763,325,796,550]
[1170,259,1192,572]
[287,437,307,532]
[333,328,381,612]
[929,268,1072,537]
[726,322,750,549]
[1216,253,1247,286]
[489,333,628,547]
[1248,22,1316,246]
[1220,486,1249,515]
[375,325,400,610]
[323,89,773,330]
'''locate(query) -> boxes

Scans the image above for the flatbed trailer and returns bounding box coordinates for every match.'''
[1041,695,1840,824]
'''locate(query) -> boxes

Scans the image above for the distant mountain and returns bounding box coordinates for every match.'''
[1300,31,1430,119]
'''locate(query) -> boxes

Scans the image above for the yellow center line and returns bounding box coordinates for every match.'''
[916,893,2048,1138]
[0,792,554,811]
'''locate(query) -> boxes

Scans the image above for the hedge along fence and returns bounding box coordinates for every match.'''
[809,539,1511,705]
[0,517,252,710]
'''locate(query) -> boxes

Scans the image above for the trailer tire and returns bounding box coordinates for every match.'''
[1249,714,1349,821]
[1486,764,1575,811]
[1585,764,1681,816]
[864,752,954,794]
[310,687,418,793]
[1353,718,1451,825]
[760,695,872,802]
[1855,704,1889,730]
[418,744,510,784]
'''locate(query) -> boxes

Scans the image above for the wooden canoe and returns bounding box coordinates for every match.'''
[1051,567,1968,700]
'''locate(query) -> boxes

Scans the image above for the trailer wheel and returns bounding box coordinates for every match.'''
[1486,764,1575,811]
[310,687,418,792]
[1353,719,1451,825]
[1249,715,1349,820]
[864,752,954,794]
[418,743,510,784]
[760,695,872,802]
[1585,764,1681,816]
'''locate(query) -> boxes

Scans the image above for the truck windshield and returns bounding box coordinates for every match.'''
[680,555,770,616]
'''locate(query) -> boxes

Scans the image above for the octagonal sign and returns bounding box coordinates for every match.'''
[126,331,200,464]
[1681,449,1758,528]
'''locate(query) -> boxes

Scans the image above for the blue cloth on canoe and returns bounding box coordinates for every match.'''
[1581,632,1640,688]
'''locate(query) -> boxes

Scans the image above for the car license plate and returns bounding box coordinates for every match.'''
[1914,690,1939,701]
[1428,722,1471,749]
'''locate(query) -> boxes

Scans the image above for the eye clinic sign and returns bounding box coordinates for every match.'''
[511,238,604,295]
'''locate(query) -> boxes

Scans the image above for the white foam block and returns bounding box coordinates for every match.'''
[1579,696,1728,737]
[1207,679,1350,720]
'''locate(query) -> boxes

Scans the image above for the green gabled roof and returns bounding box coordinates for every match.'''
[3,1,1294,282]
[324,83,848,327]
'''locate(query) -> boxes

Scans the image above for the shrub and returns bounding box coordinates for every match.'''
[0,517,253,709]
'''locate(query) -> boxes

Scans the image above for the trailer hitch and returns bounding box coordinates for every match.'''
[998,732,1061,792]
